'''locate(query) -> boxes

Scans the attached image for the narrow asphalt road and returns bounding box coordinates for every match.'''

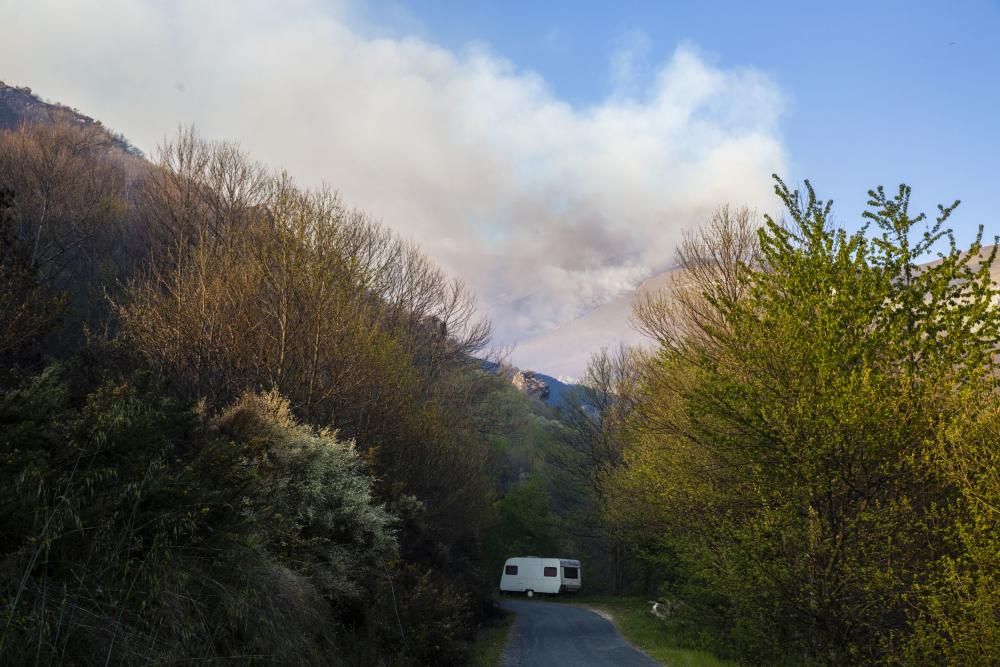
[500,599,660,667]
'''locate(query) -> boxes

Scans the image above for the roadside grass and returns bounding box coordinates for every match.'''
[469,609,515,667]
[558,596,734,667]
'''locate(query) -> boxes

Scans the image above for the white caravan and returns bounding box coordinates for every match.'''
[499,557,582,597]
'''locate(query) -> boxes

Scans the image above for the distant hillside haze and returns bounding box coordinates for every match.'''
[0,81,141,156]
[512,248,1000,380]
[0,82,68,128]
[510,266,680,379]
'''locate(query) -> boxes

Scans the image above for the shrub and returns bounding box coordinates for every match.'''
[0,368,397,665]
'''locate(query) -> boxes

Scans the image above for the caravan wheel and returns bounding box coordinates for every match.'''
[526,590,534,598]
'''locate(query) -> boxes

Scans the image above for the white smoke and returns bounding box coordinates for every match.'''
[0,0,787,350]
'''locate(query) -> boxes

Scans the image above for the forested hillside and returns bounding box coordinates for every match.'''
[0,101,537,664]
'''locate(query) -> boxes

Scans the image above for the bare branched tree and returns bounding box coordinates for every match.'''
[0,117,128,287]
[632,205,760,355]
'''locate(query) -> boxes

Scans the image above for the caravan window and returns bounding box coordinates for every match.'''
[563,566,579,579]
[505,565,518,575]
[543,566,558,577]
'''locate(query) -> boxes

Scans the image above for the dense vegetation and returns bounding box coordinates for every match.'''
[553,184,1000,664]
[3,106,997,666]
[0,116,515,665]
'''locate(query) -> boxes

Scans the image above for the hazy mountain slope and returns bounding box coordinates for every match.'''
[0,81,66,128]
[510,267,680,379]
[512,246,1000,380]
[0,80,141,155]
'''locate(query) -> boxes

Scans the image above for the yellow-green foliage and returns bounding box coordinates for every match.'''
[612,180,1000,664]
[903,393,1000,664]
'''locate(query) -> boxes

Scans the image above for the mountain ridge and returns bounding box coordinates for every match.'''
[0,80,142,156]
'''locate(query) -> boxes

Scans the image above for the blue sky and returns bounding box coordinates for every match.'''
[377,0,1000,245]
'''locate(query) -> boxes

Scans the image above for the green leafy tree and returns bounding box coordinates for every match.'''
[615,179,999,664]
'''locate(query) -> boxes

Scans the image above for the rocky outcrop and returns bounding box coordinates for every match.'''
[1,81,94,129]
[0,81,142,156]
[512,369,550,402]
